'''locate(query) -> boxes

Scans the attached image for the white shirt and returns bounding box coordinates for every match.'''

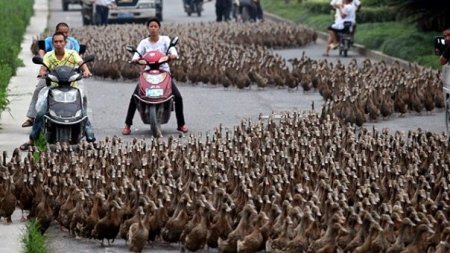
[132,35,178,73]
[331,3,356,30]
[330,0,360,22]
[95,0,114,6]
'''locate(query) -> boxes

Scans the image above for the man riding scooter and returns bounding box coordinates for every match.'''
[20,32,95,151]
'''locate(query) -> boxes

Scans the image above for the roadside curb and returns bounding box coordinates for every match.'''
[265,12,413,69]
[0,0,48,252]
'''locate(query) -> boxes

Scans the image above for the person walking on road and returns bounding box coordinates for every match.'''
[95,0,116,25]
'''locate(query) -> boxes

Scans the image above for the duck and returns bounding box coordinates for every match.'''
[218,203,257,253]
[309,213,348,253]
[184,199,215,252]
[128,206,149,253]
[92,200,122,246]
[161,192,192,243]
[400,223,434,253]
[0,175,16,223]
[237,210,270,253]
[207,200,234,249]
[83,191,106,238]
[34,186,54,234]
[68,190,88,238]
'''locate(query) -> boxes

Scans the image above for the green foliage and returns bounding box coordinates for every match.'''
[32,132,48,163]
[385,0,450,31]
[357,7,398,23]
[354,22,415,49]
[363,0,388,6]
[21,220,49,253]
[303,1,331,15]
[0,0,34,116]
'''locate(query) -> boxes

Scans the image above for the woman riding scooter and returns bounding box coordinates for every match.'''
[122,17,188,135]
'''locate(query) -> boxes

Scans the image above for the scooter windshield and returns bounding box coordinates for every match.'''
[51,89,78,103]
[143,72,166,85]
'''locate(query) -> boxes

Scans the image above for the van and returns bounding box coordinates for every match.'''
[62,0,82,11]
[108,0,162,23]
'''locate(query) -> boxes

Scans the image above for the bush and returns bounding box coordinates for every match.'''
[0,0,34,116]
[303,1,331,15]
[357,6,398,23]
[21,220,49,253]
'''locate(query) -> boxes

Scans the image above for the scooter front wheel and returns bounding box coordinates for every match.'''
[149,105,162,138]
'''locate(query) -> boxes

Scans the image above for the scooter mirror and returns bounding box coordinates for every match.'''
[126,46,137,53]
[83,55,95,63]
[170,37,179,47]
[32,56,44,65]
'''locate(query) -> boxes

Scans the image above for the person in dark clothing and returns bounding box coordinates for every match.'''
[216,0,227,22]
[254,0,264,21]
[440,27,450,65]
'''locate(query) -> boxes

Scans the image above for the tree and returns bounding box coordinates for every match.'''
[387,0,450,31]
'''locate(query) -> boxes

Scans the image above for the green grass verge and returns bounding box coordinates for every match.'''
[0,0,34,117]
[261,0,440,69]
[21,220,49,253]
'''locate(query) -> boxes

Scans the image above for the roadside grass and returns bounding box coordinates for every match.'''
[0,0,34,117]
[261,0,440,69]
[21,220,49,253]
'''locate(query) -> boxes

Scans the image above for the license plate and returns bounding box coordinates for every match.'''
[146,88,163,97]
[118,12,133,19]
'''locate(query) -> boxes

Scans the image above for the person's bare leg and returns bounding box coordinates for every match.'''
[324,31,334,55]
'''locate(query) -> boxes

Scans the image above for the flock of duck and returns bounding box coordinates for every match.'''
[290,56,444,125]
[1,111,450,252]
[31,21,445,125]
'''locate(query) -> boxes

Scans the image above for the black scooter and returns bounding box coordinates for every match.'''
[32,55,95,144]
[338,21,355,57]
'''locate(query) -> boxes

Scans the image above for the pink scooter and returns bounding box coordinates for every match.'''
[126,37,178,137]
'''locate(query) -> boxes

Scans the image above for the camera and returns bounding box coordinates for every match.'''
[435,36,447,56]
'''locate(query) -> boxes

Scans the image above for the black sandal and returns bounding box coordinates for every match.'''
[21,119,34,128]
[19,142,32,151]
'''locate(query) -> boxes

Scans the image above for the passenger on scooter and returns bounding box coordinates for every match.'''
[122,17,188,135]
[20,32,94,151]
[22,22,80,128]
[330,0,359,36]
[324,0,356,56]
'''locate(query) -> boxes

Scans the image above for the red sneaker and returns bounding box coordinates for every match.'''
[122,127,131,135]
[177,125,188,133]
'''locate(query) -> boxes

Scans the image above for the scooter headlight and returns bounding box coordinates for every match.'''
[68,73,81,82]
[74,109,83,118]
[47,74,58,82]
[51,89,78,103]
[143,72,166,84]
[48,109,58,117]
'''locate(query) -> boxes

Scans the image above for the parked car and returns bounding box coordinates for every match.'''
[108,0,159,24]
[62,0,82,11]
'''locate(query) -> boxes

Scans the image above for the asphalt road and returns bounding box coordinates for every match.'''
[41,0,446,252]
